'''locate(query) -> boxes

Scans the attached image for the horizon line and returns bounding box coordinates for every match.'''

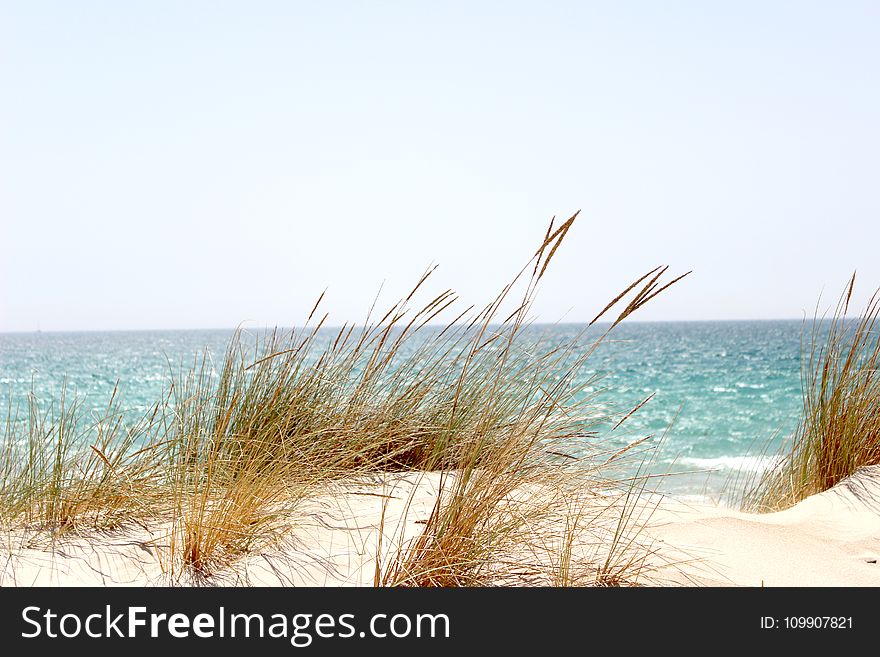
[0,316,825,335]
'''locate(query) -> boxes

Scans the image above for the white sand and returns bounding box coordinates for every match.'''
[3,466,880,586]
[0,472,444,587]
[647,464,880,586]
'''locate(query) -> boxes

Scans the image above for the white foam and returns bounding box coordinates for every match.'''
[679,454,780,472]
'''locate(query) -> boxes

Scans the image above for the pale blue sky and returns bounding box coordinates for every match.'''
[1,1,878,331]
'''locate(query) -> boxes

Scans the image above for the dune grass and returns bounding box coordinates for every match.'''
[745,275,880,511]
[374,217,686,586]
[0,212,687,584]
[0,383,168,531]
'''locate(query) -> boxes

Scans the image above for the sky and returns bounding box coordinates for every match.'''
[1,1,878,331]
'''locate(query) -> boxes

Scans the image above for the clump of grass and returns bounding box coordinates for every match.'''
[745,274,880,511]
[0,384,165,532]
[376,215,687,586]
[160,354,288,577]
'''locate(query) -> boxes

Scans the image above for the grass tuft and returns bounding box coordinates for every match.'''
[745,274,880,511]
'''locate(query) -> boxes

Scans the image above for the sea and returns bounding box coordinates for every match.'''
[0,321,807,504]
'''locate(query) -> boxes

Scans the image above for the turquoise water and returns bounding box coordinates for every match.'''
[0,322,806,502]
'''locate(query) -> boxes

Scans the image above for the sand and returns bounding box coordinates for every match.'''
[3,466,880,587]
[648,464,880,586]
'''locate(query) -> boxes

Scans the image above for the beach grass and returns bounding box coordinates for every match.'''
[0,383,168,531]
[0,212,687,584]
[745,275,880,511]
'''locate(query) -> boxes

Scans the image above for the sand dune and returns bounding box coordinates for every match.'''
[648,465,880,586]
[3,467,880,587]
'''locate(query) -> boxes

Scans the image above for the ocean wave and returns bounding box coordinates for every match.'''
[679,455,780,472]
